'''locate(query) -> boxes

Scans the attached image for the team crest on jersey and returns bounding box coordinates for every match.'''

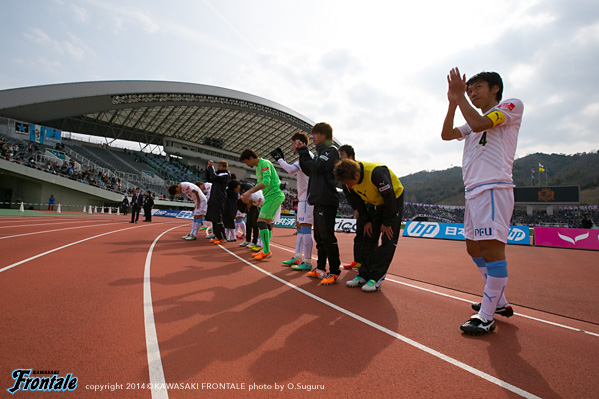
[497,102,515,111]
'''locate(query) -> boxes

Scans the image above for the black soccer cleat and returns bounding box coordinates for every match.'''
[471,303,514,318]
[460,315,496,335]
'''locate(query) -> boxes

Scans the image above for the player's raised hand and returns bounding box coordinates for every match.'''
[447,67,466,98]
[294,139,306,148]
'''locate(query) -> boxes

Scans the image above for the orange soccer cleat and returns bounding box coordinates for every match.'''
[252,250,272,260]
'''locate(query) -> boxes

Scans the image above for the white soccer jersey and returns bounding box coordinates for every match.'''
[250,190,264,208]
[180,182,206,207]
[457,98,523,198]
[278,153,312,201]
[203,182,212,201]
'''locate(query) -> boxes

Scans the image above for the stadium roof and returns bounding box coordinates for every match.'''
[0,80,336,159]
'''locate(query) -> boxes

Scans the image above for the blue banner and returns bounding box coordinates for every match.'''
[153,209,192,219]
[402,221,530,245]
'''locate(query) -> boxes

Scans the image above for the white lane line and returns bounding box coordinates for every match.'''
[269,243,599,337]
[144,226,181,399]
[384,277,599,338]
[0,220,97,229]
[219,245,541,399]
[0,222,125,240]
[0,225,148,273]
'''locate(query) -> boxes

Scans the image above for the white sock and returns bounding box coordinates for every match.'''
[479,275,508,321]
[190,219,202,237]
[294,230,303,258]
[237,220,246,236]
[302,232,313,265]
[474,257,509,309]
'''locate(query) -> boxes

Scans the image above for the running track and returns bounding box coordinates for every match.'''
[1,213,598,398]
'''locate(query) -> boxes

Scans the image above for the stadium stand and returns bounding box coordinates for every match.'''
[2,130,598,225]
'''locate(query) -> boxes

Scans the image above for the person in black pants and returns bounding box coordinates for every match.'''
[143,191,154,222]
[121,195,129,215]
[334,159,405,292]
[238,183,260,248]
[130,188,143,223]
[205,160,231,244]
[339,144,365,270]
[296,122,341,286]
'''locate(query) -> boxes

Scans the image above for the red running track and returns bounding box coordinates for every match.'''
[1,213,598,398]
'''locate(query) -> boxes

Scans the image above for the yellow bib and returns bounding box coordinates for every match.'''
[351,161,403,205]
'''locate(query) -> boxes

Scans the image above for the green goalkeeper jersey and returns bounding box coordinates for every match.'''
[257,158,282,197]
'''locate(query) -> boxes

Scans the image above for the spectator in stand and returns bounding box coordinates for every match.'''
[580,213,595,229]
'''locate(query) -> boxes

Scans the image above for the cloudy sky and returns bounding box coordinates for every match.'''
[1,0,598,176]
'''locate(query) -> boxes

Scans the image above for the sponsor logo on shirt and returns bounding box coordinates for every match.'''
[378,183,390,192]
[474,228,493,237]
[261,166,269,172]
[497,102,515,111]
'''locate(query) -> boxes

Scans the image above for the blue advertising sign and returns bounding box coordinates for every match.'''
[152,209,192,219]
[402,221,530,245]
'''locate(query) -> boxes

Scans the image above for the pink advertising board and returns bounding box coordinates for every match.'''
[534,227,599,251]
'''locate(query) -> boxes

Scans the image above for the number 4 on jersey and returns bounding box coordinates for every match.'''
[479,132,488,146]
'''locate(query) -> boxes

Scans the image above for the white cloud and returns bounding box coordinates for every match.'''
[1,0,598,175]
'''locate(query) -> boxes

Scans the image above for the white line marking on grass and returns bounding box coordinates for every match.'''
[144,226,182,399]
[219,245,542,399]
[0,225,148,273]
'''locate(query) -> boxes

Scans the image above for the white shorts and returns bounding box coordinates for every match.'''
[194,201,207,216]
[296,200,314,225]
[464,188,514,243]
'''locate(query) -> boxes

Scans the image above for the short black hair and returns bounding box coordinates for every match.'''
[338,144,355,159]
[239,149,258,161]
[467,71,503,102]
[334,159,360,183]
[312,122,333,141]
[167,184,178,196]
[291,131,309,145]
